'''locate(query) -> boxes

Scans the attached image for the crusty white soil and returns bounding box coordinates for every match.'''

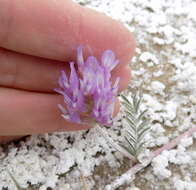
[0,0,196,189]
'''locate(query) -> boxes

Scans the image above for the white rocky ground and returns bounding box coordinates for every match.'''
[0,0,196,189]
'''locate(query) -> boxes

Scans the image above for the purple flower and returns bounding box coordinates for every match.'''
[55,46,120,126]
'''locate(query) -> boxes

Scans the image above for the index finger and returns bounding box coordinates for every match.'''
[0,0,135,65]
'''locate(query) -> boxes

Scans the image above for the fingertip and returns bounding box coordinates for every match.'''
[112,65,131,92]
[112,22,136,66]
[74,4,136,66]
[0,0,135,64]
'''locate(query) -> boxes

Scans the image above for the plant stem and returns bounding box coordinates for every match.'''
[97,126,137,162]
[105,127,196,190]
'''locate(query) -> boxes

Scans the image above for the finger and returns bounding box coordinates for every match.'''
[0,47,67,92]
[0,88,120,135]
[0,48,131,92]
[0,0,135,66]
[0,136,23,144]
[113,65,131,91]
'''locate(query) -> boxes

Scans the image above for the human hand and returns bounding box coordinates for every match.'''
[0,0,135,143]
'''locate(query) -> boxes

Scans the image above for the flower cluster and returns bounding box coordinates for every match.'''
[55,46,120,126]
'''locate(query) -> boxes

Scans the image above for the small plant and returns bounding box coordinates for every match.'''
[120,93,150,160]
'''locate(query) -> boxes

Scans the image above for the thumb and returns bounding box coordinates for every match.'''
[0,0,135,65]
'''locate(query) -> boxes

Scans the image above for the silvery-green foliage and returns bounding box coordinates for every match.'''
[120,93,150,160]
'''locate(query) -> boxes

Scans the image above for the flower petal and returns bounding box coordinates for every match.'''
[101,50,116,71]
[69,62,79,98]
[77,46,84,73]
[58,104,68,115]
[59,70,69,89]
[86,56,99,70]
[69,110,81,123]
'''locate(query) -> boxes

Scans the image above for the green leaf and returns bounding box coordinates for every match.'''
[132,94,138,112]
[124,136,136,154]
[125,110,135,120]
[125,117,137,133]
[122,102,134,112]
[137,141,146,151]
[136,109,148,123]
[137,120,149,131]
[119,92,151,160]
[120,143,135,156]
[126,117,136,128]
[138,127,150,142]
[121,95,134,111]
[135,96,142,113]
[136,144,145,156]
[125,130,136,143]
[121,94,130,104]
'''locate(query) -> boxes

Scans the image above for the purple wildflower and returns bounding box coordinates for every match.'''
[55,46,120,126]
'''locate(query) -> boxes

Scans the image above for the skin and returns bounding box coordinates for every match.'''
[0,0,135,143]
